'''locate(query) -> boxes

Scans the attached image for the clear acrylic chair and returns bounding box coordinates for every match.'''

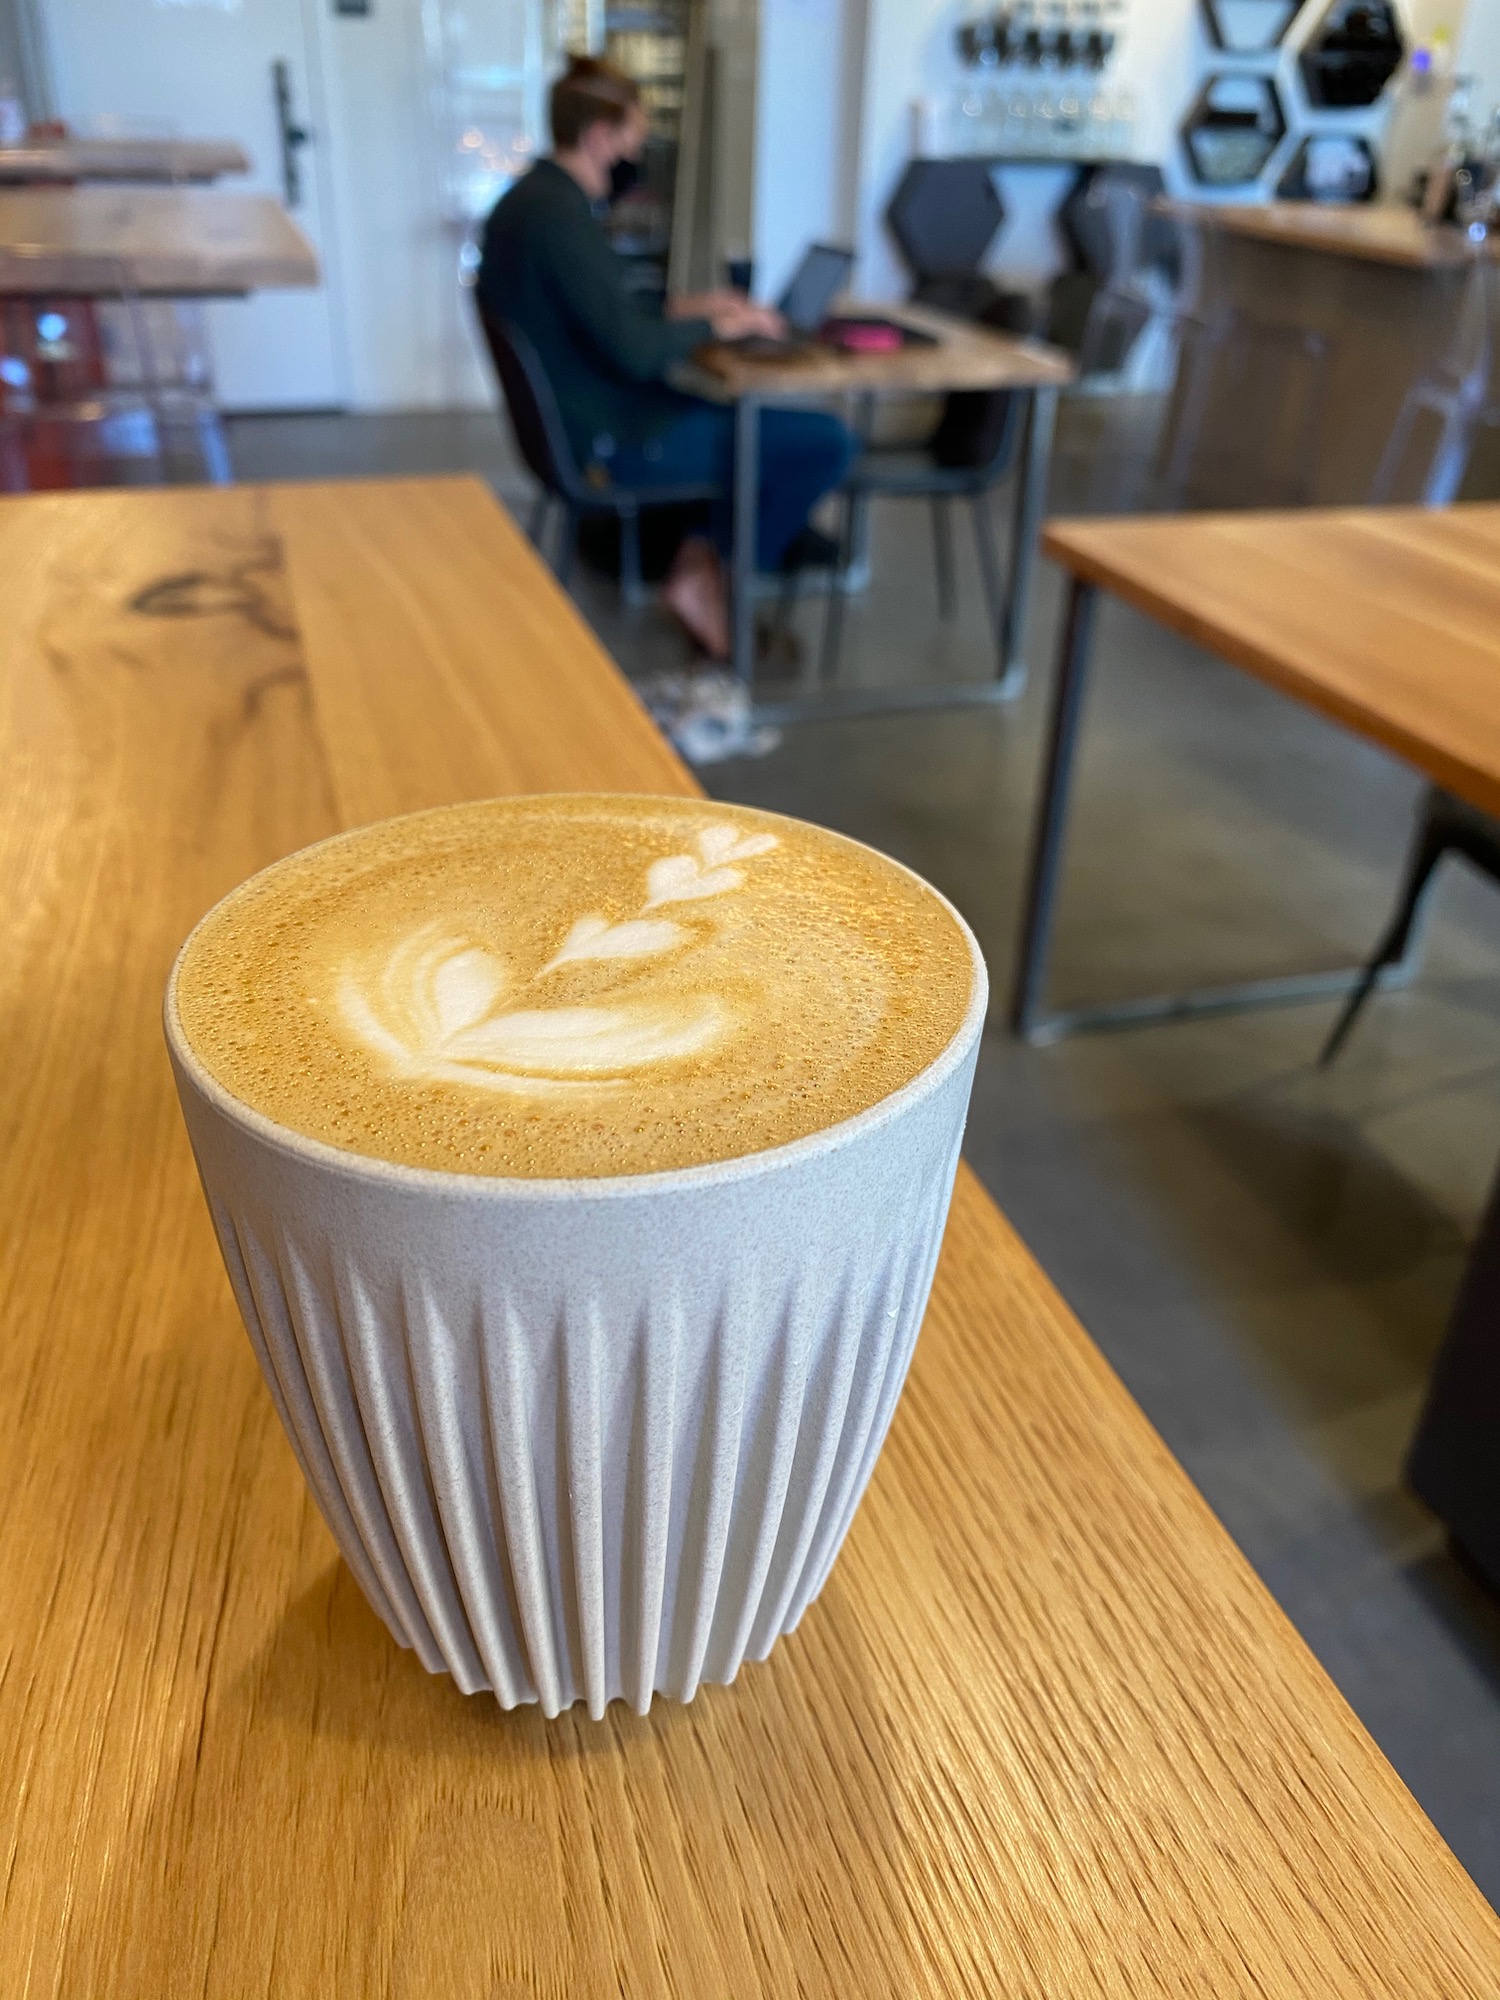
[1370,246,1500,506]
[1072,303,1332,516]
[0,250,231,490]
[0,259,163,491]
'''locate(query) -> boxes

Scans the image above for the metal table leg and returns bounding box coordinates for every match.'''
[1009,575,1097,1038]
[1008,575,1423,1046]
[732,393,760,687]
[999,383,1059,702]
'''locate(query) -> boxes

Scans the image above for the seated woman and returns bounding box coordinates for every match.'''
[477,55,854,658]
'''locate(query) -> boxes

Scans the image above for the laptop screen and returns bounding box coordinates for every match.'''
[777,244,854,334]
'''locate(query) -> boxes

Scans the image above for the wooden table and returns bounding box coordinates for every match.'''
[0,184,318,295]
[1013,504,1500,1039]
[1010,503,1500,1607]
[0,137,250,184]
[4,477,1498,1996]
[689,301,1075,703]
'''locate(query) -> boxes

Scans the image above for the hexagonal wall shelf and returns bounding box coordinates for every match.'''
[1200,0,1300,55]
[1300,0,1404,109]
[886,160,1005,282]
[1276,132,1377,201]
[1182,75,1287,188]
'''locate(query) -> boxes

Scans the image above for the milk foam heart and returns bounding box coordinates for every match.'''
[172,795,974,1179]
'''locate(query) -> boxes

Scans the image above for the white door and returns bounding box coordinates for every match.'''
[41,0,345,410]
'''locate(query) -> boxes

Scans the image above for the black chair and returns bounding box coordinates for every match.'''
[817,163,1036,682]
[1319,789,1500,1064]
[475,307,722,607]
[819,389,1025,682]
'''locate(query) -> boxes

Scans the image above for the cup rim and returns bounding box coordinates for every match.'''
[164,794,989,1204]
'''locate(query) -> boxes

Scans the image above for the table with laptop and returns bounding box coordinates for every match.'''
[684,242,1075,711]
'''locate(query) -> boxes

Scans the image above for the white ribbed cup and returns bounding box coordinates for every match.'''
[165,849,986,1718]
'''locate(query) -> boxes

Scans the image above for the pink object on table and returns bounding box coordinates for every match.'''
[824,319,905,353]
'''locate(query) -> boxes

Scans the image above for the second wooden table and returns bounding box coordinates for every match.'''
[689,302,1074,702]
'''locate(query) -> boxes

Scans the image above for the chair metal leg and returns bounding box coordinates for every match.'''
[971,488,1007,663]
[619,505,647,608]
[527,489,551,546]
[819,488,865,686]
[554,504,579,590]
[930,495,956,620]
[1318,803,1448,1065]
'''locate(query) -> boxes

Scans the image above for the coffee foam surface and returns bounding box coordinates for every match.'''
[173,796,976,1180]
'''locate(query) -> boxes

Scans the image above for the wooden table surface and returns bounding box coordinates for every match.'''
[3,476,1498,1997]
[0,185,318,295]
[0,137,250,184]
[1045,504,1500,819]
[692,299,1075,399]
[1160,197,1486,271]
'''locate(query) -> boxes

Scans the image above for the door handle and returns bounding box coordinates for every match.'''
[272,59,311,209]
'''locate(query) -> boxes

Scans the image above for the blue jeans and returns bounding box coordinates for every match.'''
[608,401,855,572]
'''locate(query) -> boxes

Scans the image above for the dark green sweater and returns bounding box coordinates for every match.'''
[477,159,712,466]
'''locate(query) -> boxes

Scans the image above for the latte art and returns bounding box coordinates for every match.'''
[172,796,976,1179]
[339,822,777,1096]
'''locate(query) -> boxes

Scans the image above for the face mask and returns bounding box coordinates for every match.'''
[608,156,641,203]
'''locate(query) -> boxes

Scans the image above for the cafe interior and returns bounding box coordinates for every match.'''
[5,0,1500,1987]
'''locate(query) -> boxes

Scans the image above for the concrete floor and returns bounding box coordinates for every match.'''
[229,404,1500,1908]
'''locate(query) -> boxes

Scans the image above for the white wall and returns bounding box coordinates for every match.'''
[852,0,1202,303]
[1459,0,1500,113]
[750,0,866,299]
[316,0,491,411]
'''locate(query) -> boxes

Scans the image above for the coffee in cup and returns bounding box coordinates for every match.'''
[167,797,985,1715]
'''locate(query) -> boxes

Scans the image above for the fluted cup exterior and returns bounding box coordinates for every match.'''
[166,931,984,1719]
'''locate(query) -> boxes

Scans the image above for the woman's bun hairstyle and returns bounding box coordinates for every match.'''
[550,55,642,149]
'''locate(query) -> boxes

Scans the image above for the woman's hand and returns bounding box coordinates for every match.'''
[668,290,787,341]
[667,288,747,320]
[705,298,787,341]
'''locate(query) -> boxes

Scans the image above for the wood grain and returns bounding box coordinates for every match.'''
[0,138,250,184]
[1046,504,1500,821]
[1159,198,1487,271]
[690,301,1075,400]
[2,476,1498,1997]
[0,185,318,295]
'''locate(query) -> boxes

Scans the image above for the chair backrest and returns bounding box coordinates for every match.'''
[474,307,585,503]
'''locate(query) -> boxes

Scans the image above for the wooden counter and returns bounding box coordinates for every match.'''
[1162,201,1494,504]
[2,478,1498,1995]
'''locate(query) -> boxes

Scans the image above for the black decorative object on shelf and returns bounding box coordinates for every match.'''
[1300,0,1403,110]
[1182,73,1287,186]
[1276,132,1376,201]
[955,6,1118,74]
[1199,0,1299,54]
[887,159,1007,282]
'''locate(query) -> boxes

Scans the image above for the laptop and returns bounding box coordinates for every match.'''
[725,243,855,359]
[726,243,938,359]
